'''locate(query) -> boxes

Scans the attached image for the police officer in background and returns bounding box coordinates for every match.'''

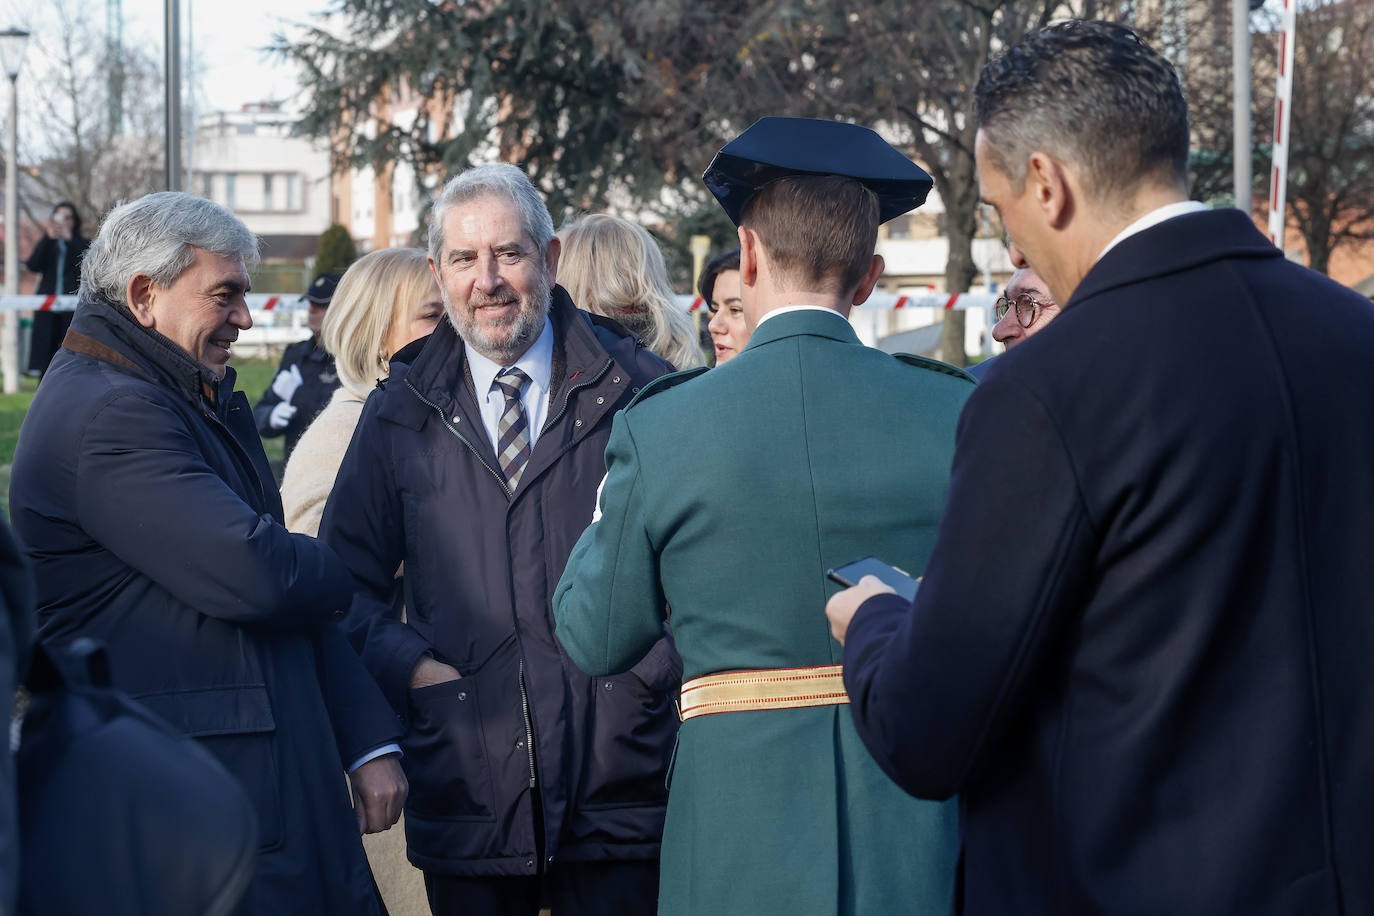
[254,273,342,461]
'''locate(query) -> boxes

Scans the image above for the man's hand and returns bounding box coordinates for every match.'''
[267,401,297,430]
[350,754,407,834]
[271,364,304,402]
[826,575,897,645]
[410,656,461,690]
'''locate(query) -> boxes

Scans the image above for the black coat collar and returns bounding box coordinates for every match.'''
[1070,208,1281,310]
[67,295,236,415]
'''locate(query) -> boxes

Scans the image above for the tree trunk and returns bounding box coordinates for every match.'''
[938,151,980,368]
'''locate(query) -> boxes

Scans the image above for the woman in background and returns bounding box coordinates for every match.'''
[557,213,706,370]
[281,247,442,536]
[698,248,747,366]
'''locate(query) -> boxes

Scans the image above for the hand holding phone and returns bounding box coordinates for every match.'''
[826,556,921,602]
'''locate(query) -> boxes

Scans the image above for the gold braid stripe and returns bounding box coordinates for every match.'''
[678,664,849,722]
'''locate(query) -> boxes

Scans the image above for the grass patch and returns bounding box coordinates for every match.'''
[0,357,287,521]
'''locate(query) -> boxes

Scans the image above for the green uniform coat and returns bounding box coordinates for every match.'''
[555,308,971,916]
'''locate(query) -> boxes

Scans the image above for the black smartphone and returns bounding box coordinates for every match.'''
[825,556,921,601]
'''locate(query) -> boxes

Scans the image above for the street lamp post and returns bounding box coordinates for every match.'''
[0,27,31,395]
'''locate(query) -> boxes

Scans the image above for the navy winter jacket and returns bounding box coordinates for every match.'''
[10,296,401,913]
[320,287,681,876]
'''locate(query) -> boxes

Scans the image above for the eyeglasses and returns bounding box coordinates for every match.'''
[995,292,1055,328]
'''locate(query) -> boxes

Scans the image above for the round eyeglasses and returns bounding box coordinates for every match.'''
[995,292,1054,329]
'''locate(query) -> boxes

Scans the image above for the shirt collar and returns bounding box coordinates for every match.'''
[464,315,554,394]
[754,304,844,330]
[1095,200,1209,264]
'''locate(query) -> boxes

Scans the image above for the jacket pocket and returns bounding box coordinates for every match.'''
[134,685,284,851]
[579,637,680,810]
[403,678,497,821]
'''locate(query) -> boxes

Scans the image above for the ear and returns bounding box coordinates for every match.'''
[126,274,158,330]
[737,226,759,288]
[850,254,886,308]
[544,236,561,283]
[428,256,442,287]
[1027,151,1073,229]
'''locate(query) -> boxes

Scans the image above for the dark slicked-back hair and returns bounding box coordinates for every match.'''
[697,248,740,304]
[741,176,878,296]
[974,20,1189,202]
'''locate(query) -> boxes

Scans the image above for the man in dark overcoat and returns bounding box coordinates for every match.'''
[9,191,408,913]
[320,163,678,916]
[827,20,1374,914]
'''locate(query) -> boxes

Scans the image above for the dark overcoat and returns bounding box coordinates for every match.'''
[844,209,1374,913]
[555,309,970,916]
[9,296,403,914]
[319,287,680,877]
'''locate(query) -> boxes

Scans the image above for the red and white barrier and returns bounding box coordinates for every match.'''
[1267,0,1297,248]
[2,291,1000,313]
[683,291,996,312]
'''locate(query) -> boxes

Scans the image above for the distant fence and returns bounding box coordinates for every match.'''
[0,291,999,313]
[0,291,1001,361]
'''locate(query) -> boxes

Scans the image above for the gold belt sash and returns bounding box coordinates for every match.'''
[678,664,849,721]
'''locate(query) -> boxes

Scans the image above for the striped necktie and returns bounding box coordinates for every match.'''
[493,367,532,489]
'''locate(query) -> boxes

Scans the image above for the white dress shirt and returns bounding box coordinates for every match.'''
[754,304,846,330]
[464,316,555,451]
[1095,200,1209,264]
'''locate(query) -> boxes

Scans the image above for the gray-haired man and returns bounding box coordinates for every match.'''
[10,190,406,913]
[320,164,678,915]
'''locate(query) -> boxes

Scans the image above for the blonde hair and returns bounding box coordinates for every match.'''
[557,214,705,370]
[320,247,436,399]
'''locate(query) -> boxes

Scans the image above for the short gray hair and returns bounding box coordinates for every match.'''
[81,191,260,306]
[427,164,555,262]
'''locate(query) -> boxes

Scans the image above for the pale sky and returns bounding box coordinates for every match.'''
[1,0,328,115]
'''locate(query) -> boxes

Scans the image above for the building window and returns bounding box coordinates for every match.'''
[225,173,236,209]
[887,214,912,240]
[286,173,302,211]
[201,172,213,200]
[263,173,274,209]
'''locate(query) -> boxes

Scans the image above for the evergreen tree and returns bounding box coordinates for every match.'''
[315,224,357,278]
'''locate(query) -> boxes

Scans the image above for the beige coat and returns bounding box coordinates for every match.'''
[280,386,429,916]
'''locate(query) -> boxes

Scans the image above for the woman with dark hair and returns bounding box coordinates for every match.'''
[25,202,89,295]
[698,248,748,365]
[25,202,92,374]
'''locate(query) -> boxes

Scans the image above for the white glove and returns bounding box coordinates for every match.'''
[271,364,304,402]
[268,401,298,430]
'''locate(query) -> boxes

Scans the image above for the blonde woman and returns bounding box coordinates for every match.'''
[281,247,442,537]
[557,213,707,369]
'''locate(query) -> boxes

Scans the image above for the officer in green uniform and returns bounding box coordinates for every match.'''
[554,117,971,916]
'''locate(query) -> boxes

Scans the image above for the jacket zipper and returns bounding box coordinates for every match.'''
[518,658,536,789]
[204,408,270,511]
[544,358,613,432]
[404,379,511,497]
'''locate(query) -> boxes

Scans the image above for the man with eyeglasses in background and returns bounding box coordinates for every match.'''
[991,264,1059,349]
[970,244,1060,379]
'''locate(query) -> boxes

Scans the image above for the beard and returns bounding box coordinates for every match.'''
[446,271,552,365]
